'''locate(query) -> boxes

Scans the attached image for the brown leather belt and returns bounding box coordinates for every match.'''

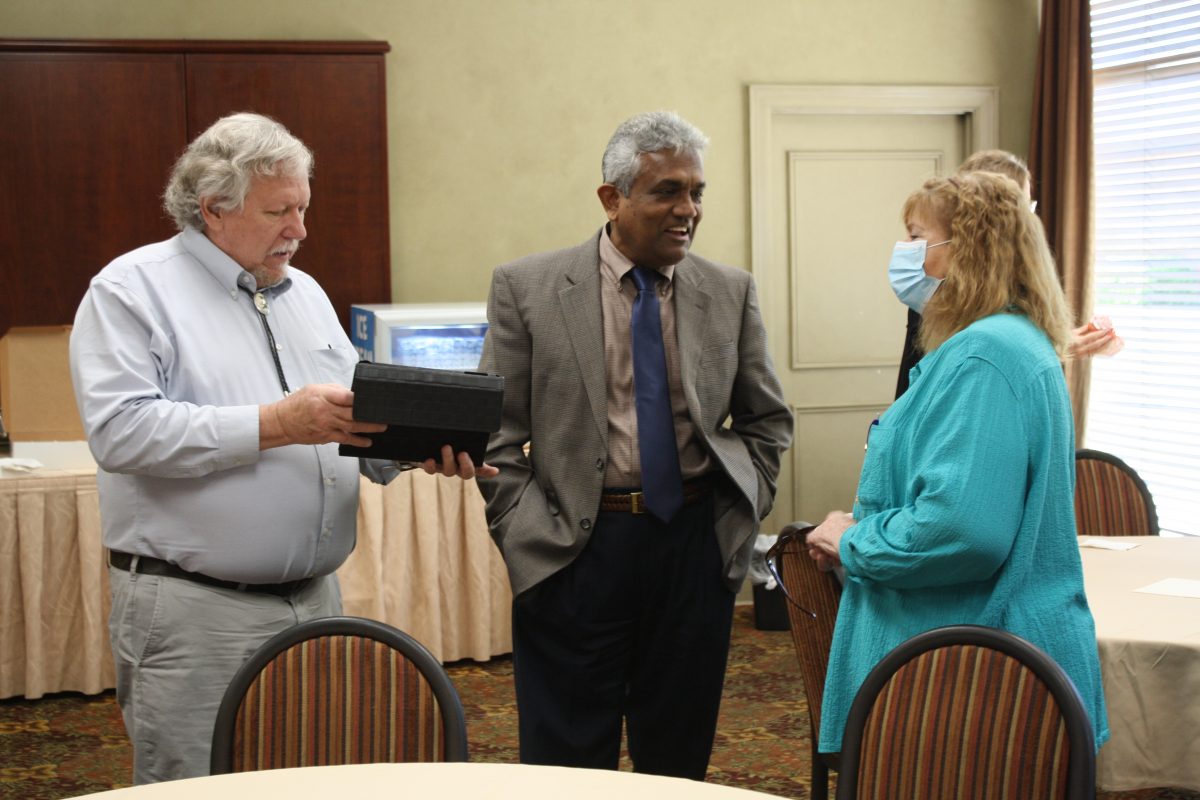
[108,550,311,597]
[600,477,714,514]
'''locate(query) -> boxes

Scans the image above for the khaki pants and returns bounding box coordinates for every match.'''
[107,567,341,784]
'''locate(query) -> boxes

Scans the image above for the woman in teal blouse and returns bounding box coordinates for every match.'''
[807,171,1109,755]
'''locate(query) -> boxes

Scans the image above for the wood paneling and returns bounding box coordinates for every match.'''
[0,53,187,335]
[0,40,391,336]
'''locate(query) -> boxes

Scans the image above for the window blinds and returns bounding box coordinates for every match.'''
[1088,0,1200,536]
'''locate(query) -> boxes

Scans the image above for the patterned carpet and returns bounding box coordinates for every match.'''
[1,605,1197,799]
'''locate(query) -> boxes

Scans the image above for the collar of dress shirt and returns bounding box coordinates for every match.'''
[181,226,294,297]
[599,225,676,289]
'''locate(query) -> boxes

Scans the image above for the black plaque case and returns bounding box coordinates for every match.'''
[338,362,504,465]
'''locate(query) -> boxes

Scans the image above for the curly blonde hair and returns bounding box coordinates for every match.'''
[904,172,1071,355]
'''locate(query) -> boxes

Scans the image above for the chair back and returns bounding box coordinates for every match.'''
[211,616,468,774]
[772,522,843,741]
[769,522,843,800]
[837,625,1095,800]
[1074,448,1159,536]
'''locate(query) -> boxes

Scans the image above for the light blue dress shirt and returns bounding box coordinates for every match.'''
[70,228,398,584]
[818,313,1109,753]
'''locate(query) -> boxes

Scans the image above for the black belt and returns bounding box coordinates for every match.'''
[600,476,715,514]
[108,550,312,597]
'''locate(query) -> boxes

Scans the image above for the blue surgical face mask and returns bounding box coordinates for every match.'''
[889,239,950,314]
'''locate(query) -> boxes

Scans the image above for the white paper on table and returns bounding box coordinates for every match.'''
[0,457,45,473]
[1134,578,1200,599]
[1078,536,1140,551]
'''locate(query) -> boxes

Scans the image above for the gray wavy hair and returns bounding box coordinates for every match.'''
[163,112,313,231]
[601,111,709,196]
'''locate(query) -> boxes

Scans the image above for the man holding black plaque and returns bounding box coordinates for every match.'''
[477,111,793,779]
[69,112,492,785]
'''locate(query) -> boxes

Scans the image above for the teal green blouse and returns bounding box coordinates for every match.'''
[819,312,1109,753]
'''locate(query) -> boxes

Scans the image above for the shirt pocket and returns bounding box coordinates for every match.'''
[854,424,896,516]
[308,345,359,386]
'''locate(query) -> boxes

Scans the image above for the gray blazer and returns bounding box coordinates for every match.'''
[478,229,793,597]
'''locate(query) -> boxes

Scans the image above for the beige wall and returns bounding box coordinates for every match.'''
[1,0,1039,306]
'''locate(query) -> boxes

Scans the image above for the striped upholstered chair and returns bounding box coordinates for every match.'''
[836,625,1095,800]
[1075,448,1159,536]
[767,522,843,800]
[210,616,468,774]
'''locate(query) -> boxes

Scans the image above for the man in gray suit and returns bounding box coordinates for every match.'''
[477,111,793,779]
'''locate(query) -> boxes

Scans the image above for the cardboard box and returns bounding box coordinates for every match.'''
[0,326,86,441]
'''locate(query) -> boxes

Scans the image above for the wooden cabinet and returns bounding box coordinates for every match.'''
[0,40,391,336]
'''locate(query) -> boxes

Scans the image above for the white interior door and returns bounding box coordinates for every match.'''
[749,85,998,534]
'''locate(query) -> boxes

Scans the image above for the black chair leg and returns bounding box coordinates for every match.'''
[811,739,828,800]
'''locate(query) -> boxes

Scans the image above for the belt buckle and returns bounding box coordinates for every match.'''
[630,491,646,514]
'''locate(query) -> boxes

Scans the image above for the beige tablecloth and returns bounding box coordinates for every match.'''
[0,469,111,700]
[0,469,511,700]
[1081,535,1200,792]
[341,471,512,663]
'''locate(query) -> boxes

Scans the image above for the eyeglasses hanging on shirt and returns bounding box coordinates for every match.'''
[252,290,291,396]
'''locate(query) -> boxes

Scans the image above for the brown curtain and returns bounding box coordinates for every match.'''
[1029,0,1095,444]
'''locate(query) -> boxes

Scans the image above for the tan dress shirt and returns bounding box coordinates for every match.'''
[598,228,713,488]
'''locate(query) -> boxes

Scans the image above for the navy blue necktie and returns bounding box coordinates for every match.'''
[630,266,684,523]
